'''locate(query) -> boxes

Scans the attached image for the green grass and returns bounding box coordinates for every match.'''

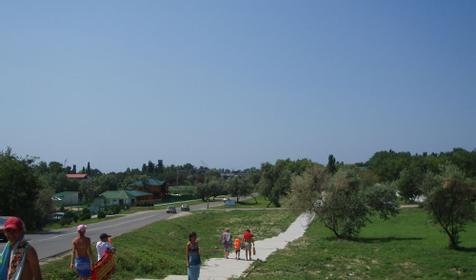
[243,208,476,280]
[42,209,298,280]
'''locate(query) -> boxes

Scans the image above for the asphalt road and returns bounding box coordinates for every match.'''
[0,199,226,260]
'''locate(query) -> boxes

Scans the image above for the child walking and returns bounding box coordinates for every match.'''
[233,237,241,260]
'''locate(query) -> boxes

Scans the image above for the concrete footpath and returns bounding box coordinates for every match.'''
[152,212,314,280]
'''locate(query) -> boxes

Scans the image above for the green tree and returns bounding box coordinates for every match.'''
[287,165,328,213]
[395,166,423,202]
[258,160,296,207]
[327,154,337,174]
[422,164,476,249]
[195,178,225,202]
[289,166,399,239]
[366,150,412,182]
[226,176,252,202]
[0,149,42,230]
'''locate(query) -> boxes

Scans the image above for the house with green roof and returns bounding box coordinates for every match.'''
[90,190,155,212]
[129,178,168,201]
[91,190,133,210]
[126,190,154,206]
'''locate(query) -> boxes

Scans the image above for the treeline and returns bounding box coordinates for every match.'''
[1,147,475,232]
[34,159,244,203]
[0,148,248,229]
[364,148,476,201]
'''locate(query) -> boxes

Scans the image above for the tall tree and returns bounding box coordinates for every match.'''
[226,176,254,202]
[0,149,42,230]
[327,154,337,174]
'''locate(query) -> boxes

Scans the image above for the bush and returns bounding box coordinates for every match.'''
[97,210,106,219]
[111,205,122,214]
[79,208,91,221]
[59,217,73,226]
[422,164,476,249]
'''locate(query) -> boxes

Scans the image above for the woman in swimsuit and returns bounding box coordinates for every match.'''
[185,232,201,280]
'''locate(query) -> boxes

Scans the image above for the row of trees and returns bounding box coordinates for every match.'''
[26,158,246,205]
[0,149,251,229]
[194,169,259,202]
[287,161,476,249]
[365,148,476,201]
[2,146,475,241]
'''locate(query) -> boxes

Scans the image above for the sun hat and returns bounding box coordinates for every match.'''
[77,224,87,232]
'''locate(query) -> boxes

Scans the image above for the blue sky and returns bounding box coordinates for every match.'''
[1,1,475,171]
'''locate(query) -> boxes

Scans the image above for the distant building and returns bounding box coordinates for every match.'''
[130,178,168,201]
[53,191,79,206]
[66,173,89,180]
[126,190,154,206]
[92,190,133,210]
[90,189,154,212]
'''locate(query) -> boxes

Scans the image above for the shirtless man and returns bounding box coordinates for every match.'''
[70,224,93,280]
[0,217,42,280]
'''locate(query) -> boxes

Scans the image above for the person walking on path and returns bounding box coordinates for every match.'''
[71,225,93,280]
[0,217,42,280]
[243,229,255,261]
[220,228,232,259]
[185,232,201,280]
[233,237,241,260]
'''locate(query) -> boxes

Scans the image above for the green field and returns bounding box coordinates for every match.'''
[42,209,298,280]
[243,208,476,279]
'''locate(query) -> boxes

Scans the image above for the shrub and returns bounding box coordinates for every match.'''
[59,217,73,226]
[111,205,122,214]
[79,208,91,221]
[97,210,106,219]
[422,164,476,249]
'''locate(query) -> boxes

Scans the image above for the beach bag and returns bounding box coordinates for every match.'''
[92,251,115,280]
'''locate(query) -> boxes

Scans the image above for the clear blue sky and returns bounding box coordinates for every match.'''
[1,1,475,172]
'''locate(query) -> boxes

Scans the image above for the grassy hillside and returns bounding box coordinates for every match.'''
[42,209,298,280]
[244,208,476,279]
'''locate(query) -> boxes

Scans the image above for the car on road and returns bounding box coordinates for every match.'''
[166,206,177,214]
[180,204,190,211]
[0,216,13,241]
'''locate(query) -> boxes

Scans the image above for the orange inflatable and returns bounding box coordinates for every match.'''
[91,251,115,280]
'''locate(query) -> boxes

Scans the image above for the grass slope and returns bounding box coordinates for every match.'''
[42,210,298,280]
[244,208,476,280]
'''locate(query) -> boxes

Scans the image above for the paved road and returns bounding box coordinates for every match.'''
[0,199,226,260]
